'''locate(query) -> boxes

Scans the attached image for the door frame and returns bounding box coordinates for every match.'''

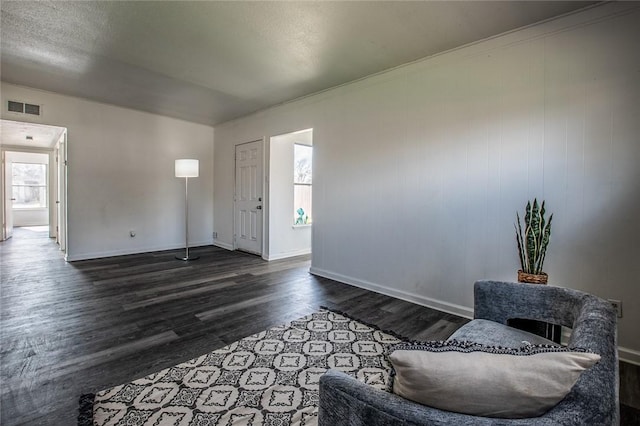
[233,138,266,257]
[0,130,68,258]
[54,131,68,254]
[1,150,12,240]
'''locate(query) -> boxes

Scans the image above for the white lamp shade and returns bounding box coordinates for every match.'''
[175,159,199,177]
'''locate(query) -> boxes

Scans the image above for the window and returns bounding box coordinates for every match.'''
[12,162,47,209]
[294,144,312,225]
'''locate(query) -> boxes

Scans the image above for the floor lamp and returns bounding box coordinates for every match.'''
[175,159,199,261]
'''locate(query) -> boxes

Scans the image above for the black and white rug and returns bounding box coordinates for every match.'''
[83,308,402,426]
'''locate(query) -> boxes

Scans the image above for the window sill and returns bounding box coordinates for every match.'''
[292,224,312,229]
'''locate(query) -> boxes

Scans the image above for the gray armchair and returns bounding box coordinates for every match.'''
[318,280,618,425]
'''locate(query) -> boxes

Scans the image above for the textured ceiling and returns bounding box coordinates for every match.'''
[1,1,596,126]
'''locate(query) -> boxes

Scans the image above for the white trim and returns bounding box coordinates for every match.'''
[213,240,234,251]
[264,248,311,261]
[0,144,54,154]
[292,224,312,229]
[309,267,474,319]
[12,207,48,211]
[65,241,212,262]
[619,346,640,366]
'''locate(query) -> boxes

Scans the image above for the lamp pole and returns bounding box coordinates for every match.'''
[175,159,199,261]
[184,176,191,259]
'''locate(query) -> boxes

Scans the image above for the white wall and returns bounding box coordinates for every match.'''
[266,131,312,260]
[214,3,640,361]
[1,83,215,260]
[13,208,47,226]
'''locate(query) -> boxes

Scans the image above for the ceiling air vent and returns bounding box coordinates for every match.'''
[8,100,24,113]
[24,103,41,115]
[7,100,42,116]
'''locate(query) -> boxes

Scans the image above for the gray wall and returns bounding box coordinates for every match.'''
[214,3,640,362]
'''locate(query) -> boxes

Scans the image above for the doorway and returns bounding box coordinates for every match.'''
[266,128,313,260]
[5,151,49,232]
[1,119,67,257]
[233,130,314,260]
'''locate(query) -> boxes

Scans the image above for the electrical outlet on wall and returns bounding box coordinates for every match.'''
[607,299,622,318]
[212,232,217,239]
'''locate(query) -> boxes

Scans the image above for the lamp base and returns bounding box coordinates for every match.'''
[175,255,200,261]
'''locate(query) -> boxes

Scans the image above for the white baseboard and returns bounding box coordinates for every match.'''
[66,241,212,262]
[619,346,640,366]
[265,248,311,261]
[213,241,234,251]
[309,266,473,319]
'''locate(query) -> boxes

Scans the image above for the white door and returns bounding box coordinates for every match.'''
[235,140,263,255]
[2,151,14,240]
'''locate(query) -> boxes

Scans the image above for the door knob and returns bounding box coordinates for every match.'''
[256,205,262,210]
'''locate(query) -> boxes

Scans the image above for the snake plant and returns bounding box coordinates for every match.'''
[515,199,553,275]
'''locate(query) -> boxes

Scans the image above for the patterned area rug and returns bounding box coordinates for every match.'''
[85,308,403,425]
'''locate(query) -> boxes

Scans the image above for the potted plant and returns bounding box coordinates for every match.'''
[515,199,553,284]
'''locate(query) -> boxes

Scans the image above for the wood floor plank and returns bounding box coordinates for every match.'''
[92,266,194,285]
[123,280,239,311]
[133,272,240,297]
[2,331,180,392]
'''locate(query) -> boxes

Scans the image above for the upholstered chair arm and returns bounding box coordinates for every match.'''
[474,280,604,330]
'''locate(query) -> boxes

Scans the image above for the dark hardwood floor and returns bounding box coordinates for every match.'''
[1,227,638,425]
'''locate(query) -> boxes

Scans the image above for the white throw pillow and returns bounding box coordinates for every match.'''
[388,341,600,419]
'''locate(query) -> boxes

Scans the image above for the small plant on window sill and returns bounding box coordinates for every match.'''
[294,208,311,225]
